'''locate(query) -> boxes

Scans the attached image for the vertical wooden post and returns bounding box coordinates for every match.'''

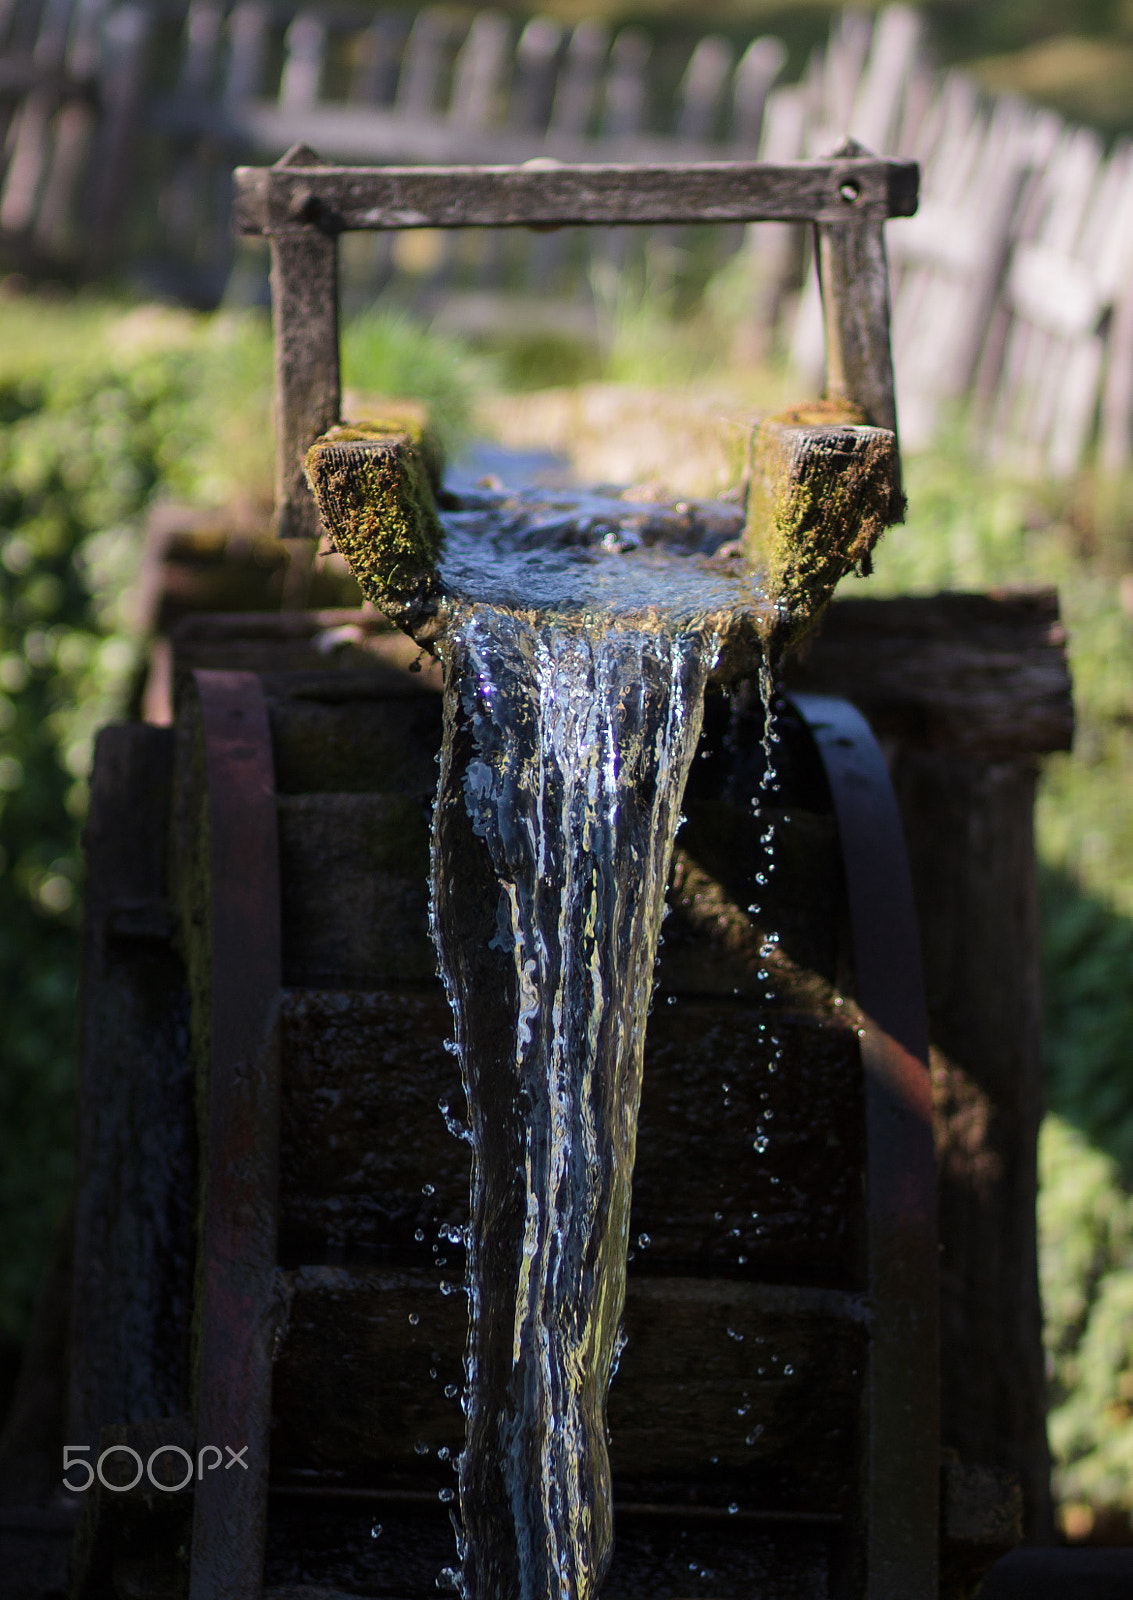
[817,214,899,436]
[815,142,900,442]
[188,672,282,1600]
[268,147,341,542]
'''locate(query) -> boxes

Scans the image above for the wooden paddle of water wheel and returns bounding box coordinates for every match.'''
[0,152,1077,1600]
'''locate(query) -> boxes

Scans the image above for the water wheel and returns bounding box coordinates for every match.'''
[59,595,1049,1600]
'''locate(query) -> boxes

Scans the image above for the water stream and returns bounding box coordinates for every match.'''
[425,481,775,1600]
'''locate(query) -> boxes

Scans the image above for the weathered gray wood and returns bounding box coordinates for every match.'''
[223,0,269,104]
[510,15,561,134]
[85,1,152,267]
[278,11,326,115]
[30,0,104,256]
[601,25,649,140]
[449,9,509,131]
[179,0,224,100]
[548,18,607,138]
[0,0,75,236]
[676,35,734,145]
[816,142,901,436]
[269,147,340,542]
[731,35,787,149]
[349,11,407,107]
[235,154,917,235]
[395,5,450,117]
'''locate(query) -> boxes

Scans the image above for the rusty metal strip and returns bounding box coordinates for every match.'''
[190,671,282,1600]
[791,693,939,1600]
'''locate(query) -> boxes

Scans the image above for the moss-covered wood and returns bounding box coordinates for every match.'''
[306,400,904,661]
[744,401,904,646]
[304,422,445,636]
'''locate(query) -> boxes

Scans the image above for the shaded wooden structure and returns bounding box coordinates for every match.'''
[47,586,1070,1600]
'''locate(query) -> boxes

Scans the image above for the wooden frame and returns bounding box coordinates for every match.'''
[233,147,918,538]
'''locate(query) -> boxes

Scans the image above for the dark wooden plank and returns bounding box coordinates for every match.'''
[267,688,443,795]
[786,590,1074,758]
[278,987,469,1262]
[277,793,438,988]
[979,1549,1133,1600]
[891,751,1054,1540]
[792,590,1066,1539]
[276,990,863,1278]
[270,1267,864,1503]
[233,155,919,234]
[263,1500,838,1600]
[68,726,194,1458]
[188,671,283,1600]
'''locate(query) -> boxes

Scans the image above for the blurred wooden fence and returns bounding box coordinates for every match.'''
[3,0,1133,477]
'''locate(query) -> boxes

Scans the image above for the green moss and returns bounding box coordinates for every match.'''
[744,409,902,645]
[305,426,444,633]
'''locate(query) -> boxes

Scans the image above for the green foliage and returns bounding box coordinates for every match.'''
[0,305,193,1337]
[1040,1117,1133,1513]
[341,310,486,455]
[0,296,479,1345]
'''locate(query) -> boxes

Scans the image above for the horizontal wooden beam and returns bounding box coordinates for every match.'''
[786,590,1074,758]
[234,155,918,235]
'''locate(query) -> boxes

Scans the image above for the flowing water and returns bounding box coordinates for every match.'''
[426,481,775,1600]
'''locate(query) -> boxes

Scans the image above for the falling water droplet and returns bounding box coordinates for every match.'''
[408,1312,419,1326]
[422,1182,436,1196]
[414,1440,429,1456]
[371,1522,383,1540]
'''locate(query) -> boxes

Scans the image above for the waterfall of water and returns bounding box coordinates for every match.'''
[431,602,719,1600]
